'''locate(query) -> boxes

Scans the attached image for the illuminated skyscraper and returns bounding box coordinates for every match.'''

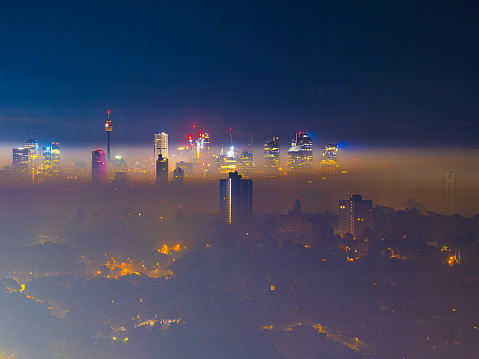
[220,171,253,225]
[203,133,210,152]
[338,194,373,238]
[319,144,338,173]
[43,142,60,177]
[24,138,40,181]
[51,142,60,174]
[156,154,168,186]
[441,171,455,215]
[42,146,52,172]
[263,136,280,174]
[154,133,168,162]
[287,132,313,173]
[92,149,107,184]
[12,148,29,175]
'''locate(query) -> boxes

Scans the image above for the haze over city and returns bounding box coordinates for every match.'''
[0,0,478,359]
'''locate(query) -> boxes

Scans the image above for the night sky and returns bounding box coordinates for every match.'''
[0,0,478,147]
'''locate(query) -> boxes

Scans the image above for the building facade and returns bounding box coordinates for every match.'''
[43,142,60,177]
[338,194,373,238]
[156,154,168,186]
[220,171,253,225]
[12,148,29,175]
[319,144,338,173]
[92,149,107,184]
[287,132,313,174]
[263,136,280,174]
[154,133,168,163]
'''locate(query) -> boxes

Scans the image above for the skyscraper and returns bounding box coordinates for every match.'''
[287,132,313,174]
[43,142,60,177]
[319,144,338,173]
[92,149,107,184]
[154,133,168,162]
[203,132,210,152]
[220,171,253,225]
[24,138,40,182]
[263,136,280,174]
[51,142,60,174]
[12,148,29,175]
[338,194,373,238]
[156,154,168,186]
[441,171,455,215]
[42,146,52,173]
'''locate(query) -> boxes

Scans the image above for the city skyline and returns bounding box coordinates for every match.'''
[0,1,478,148]
[0,1,478,358]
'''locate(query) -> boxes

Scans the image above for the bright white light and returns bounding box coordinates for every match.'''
[226,146,235,157]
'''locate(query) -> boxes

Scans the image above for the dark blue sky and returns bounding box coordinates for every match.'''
[0,0,478,148]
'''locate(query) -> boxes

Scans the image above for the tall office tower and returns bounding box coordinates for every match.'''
[105,111,113,164]
[287,132,313,174]
[154,133,168,162]
[172,167,184,184]
[24,138,40,182]
[338,194,373,238]
[12,148,29,174]
[42,146,52,173]
[220,171,253,225]
[51,142,60,174]
[319,144,339,173]
[263,136,280,174]
[156,154,169,186]
[441,171,455,215]
[203,133,210,152]
[92,149,107,184]
[43,142,60,176]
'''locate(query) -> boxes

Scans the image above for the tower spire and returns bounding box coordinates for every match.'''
[105,110,113,165]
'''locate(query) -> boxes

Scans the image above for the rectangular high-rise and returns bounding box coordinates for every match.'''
[154,133,168,162]
[156,154,169,186]
[51,142,60,174]
[338,194,373,238]
[220,171,253,225]
[264,136,280,174]
[92,149,107,184]
[12,148,29,174]
[287,132,313,174]
[24,138,40,182]
[43,142,60,176]
[319,144,338,173]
